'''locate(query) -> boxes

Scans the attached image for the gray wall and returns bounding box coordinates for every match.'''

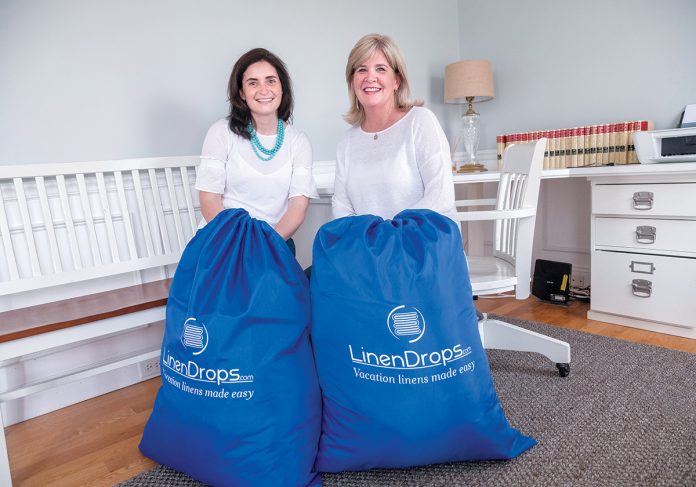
[457,0,696,150]
[0,0,459,165]
[7,1,690,165]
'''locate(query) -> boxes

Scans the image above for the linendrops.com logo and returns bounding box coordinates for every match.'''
[348,305,471,370]
[163,317,254,387]
[387,305,426,343]
[181,317,208,356]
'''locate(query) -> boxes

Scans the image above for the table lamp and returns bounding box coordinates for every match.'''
[444,60,495,168]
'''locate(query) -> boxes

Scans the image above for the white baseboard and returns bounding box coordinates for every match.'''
[587,310,696,339]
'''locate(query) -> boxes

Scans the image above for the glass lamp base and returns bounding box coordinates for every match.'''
[461,113,480,167]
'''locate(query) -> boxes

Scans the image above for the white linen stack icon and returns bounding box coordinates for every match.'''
[391,311,422,338]
[182,318,205,351]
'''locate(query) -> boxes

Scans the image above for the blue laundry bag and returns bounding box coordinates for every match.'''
[310,209,535,472]
[140,209,321,487]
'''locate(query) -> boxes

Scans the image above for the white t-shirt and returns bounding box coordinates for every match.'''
[195,119,319,227]
[332,106,456,221]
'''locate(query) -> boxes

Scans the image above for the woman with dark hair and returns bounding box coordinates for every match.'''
[195,48,317,249]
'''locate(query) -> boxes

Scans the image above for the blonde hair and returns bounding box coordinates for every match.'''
[343,33,423,126]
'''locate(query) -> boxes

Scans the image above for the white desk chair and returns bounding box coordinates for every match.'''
[455,138,571,377]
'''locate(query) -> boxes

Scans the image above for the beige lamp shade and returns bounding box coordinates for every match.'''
[444,60,495,104]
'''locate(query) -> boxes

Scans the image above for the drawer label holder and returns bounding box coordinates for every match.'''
[629,260,655,274]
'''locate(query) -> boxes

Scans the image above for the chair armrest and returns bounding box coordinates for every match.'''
[454,207,536,222]
[454,198,497,207]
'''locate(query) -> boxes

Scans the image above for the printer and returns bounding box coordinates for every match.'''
[633,127,696,164]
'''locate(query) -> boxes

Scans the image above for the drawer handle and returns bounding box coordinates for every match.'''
[635,225,656,244]
[630,261,655,274]
[632,191,654,210]
[631,279,652,298]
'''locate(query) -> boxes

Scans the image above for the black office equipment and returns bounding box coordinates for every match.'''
[661,134,696,157]
[532,259,572,304]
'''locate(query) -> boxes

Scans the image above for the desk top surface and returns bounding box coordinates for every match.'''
[314,161,696,195]
[452,162,696,184]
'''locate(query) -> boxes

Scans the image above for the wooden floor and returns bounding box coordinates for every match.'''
[6,297,696,486]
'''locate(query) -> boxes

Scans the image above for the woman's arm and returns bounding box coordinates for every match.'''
[275,195,310,240]
[331,141,355,219]
[412,151,455,214]
[195,120,230,224]
[411,110,455,214]
[199,191,225,223]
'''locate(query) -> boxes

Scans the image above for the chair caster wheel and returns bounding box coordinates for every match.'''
[556,363,570,377]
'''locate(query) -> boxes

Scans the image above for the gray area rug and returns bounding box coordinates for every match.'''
[118,316,696,486]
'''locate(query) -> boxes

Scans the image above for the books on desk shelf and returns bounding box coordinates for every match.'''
[497,120,653,169]
[456,163,487,173]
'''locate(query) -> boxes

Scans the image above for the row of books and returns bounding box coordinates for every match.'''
[497,120,654,169]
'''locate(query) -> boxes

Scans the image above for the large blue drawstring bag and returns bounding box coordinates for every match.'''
[140,208,322,487]
[310,209,535,472]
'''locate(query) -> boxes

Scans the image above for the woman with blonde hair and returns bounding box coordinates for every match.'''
[332,33,455,220]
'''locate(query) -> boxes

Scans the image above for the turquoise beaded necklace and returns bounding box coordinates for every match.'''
[247,119,285,161]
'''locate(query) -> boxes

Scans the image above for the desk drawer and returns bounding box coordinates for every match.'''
[591,251,696,328]
[594,217,696,255]
[592,183,696,217]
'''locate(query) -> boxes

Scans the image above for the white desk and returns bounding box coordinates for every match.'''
[453,162,696,339]
[584,164,696,339]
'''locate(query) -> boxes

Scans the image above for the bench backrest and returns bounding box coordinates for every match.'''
[0,157,200,296]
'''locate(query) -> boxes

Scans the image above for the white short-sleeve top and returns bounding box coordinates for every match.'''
[332,107,455,221]
[195,118,319,226]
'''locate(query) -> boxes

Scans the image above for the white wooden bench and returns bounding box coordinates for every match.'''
[0,156,200,485]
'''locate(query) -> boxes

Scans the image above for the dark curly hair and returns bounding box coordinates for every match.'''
[227,48,293,140]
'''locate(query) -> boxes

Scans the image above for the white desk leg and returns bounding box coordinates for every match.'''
[467,183,486,256]
[0,409,12,486]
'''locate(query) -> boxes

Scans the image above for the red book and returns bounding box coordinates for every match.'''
[627,121,642,163]
[563,128,571,168]
[587,126,596,166]
[608,123,617,164]
[570,127,579,168]
[578,126,587,167]
[496,135,506,171]
[616,122,627,164]
[597,124,607,165]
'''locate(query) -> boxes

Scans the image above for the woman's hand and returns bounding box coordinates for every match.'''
[275,196,310,240]
[199,191,225,223]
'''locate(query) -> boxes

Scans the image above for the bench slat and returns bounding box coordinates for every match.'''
[13,179,41,276]
[148,168,171,255]
[164,168,185,250]
[115,171,138,260]
[0,279,171,343]
[0,185,19,280]
[96,171,120,263]
[36,176,64,272]
[132,169,155,257]
[180,166,198,233]
[76,173,102,266]
[56,175,83,270]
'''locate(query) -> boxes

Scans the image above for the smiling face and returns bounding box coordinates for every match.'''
[351,49,401,114]
[240,60,283,119]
